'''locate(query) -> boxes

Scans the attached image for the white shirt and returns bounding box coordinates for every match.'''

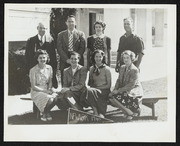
[68,29,76,36]
[38,34,45,44]
[72,66,78,76]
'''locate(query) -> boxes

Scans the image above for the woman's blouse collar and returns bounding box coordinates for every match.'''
[93,34,105,38]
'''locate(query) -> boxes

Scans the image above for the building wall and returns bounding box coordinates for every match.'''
[76,8,89,39]
[155,9,164,47]
[7,8,51,42]
[104,9,130,51]
[135,9,147,47]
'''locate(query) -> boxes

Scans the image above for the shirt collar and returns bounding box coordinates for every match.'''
[38,34,45,41]
[124,32,135,38]
[68,29,76,34]
[36,64,50,69]
[93,34,105,38]
[72,66,78,71]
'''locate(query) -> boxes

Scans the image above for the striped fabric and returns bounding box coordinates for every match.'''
[68,33,73,51]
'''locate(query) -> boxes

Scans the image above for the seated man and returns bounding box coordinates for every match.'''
[57,51,87,110]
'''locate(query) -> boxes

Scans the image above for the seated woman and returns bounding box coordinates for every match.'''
[82,50,111,118]
[57,51,87,110]
[109,50,143,120]
[29,49,58,122]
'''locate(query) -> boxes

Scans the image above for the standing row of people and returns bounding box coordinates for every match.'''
[25,15,144,122]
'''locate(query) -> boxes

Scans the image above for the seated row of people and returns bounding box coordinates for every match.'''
[29,49,143,122]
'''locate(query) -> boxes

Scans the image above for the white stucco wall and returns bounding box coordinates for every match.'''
[104,9,131,51]
[6,6,51,41]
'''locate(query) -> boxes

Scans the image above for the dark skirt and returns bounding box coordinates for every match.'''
[112,91,142,113]
[80,87,111,115]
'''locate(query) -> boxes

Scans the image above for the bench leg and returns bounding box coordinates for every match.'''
[143,103,157,120]
[33,102,40,119]
[152,103,155,118]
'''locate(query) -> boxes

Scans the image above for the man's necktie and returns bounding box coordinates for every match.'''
[40,36,43,46]
[68,32,73,51]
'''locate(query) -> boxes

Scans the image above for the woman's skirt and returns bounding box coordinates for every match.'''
[31,90,54,113]
[112,91,142,113]
[80,88,111,115]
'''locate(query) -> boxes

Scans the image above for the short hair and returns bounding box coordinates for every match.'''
[37,22,47,29]
[34,49,50,63]
[93,20,106,31]
[121,50,136,63]
[123,17,134,24]
[91,49,106,65]
[67,15,76,21]
[69,51,81,60]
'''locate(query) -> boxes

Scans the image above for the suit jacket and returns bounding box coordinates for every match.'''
[57,29,86,71]
[25,34,57,72]
[63,65,87,92]
[114,63,143,97]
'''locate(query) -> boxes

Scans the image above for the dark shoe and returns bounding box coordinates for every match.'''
[46,113,52,121]
[40,114,47,122]
[133,108,141,117]
[126,115,133,121]
[123,113,128,118]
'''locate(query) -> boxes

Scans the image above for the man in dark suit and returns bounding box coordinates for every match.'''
[57,15,86,85]
[25,22,58,88]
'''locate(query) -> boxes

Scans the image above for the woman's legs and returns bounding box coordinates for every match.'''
[43,97,57,120]
[109,97,133,116]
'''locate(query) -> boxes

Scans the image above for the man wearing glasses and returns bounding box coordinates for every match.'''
[25,22,58,88]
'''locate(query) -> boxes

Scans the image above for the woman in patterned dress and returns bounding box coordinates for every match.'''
[109,50,143,120]
[29,49,58,122]
[86,20,111,69]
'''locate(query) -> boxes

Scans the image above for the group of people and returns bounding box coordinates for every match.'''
[25,15,144,122]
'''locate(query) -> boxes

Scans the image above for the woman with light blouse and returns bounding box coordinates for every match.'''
[29,49,58,122]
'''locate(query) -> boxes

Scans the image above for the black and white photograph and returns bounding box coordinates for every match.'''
[4,4,176,142]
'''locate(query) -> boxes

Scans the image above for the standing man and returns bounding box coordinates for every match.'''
[25,22,58,88]
[115,17,144,72]
[57,15,86,85]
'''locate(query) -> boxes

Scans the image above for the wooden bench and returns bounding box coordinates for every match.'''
[141,96,167,119]
[105,96,167,119]
[20,97,40,119]
[21,96,167,120]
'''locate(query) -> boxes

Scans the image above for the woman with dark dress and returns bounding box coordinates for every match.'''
[81,50,111,118]
[109,50,143,120]
[87,20,111,69]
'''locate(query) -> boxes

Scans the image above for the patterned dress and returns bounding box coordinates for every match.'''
[93,37,105,51]
[29,64,54,113]
[111,64,143,113]
[87,35,111,68]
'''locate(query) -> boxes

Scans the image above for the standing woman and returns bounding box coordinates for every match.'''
[109,50,143,120]
[82,50,111,118]
[29,49,58,122]
[87,20,111,69]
